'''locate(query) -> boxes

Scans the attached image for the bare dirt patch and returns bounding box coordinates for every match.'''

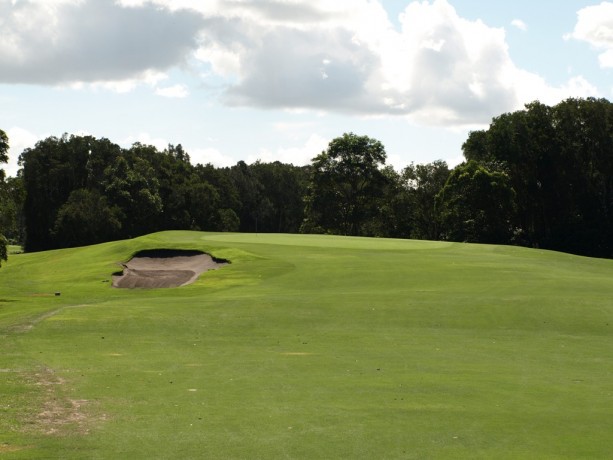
[0,443,30,453]
[22,367,106,437]
[112,249,228,289]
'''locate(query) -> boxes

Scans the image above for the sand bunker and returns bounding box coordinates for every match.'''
[112,249,228,289]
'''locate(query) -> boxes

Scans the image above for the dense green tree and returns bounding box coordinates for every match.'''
[19,134,92,251]
[550,98,613,256]
[360,165,412,238]
[302,133,388,236]
[0,129,8,265]
[436,161,516,244]
[403,160,451,240]
[250,161,309,233]
[185,180,220,230]
[102,153,163,238]
[11,110,613,258]
[192,163,242,231]
[152,144,195,230]
[463,98,613,257]
[0,233,6,266]
[462,103,553,247]
[0,176,25,245]
[216,208,240,232]
[227,161,271,233]
[52,189,122,248]
[0,129,7,164]
[85,137,123,190]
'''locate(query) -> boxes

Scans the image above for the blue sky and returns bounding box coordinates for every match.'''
[1,0,612,176]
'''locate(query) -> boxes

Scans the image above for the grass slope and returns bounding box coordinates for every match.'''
[0,231,612,459]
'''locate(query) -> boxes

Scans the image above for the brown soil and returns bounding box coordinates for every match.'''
[112,249,227,289]
[23,366,105,437]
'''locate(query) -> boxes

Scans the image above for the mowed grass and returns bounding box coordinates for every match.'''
[0,231,612,459]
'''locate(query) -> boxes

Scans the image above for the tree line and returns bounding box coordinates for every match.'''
[1,97,611,262]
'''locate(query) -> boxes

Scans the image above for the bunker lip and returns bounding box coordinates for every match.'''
[112,249,228,289]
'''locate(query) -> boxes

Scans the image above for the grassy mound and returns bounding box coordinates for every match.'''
[1,231,612,459]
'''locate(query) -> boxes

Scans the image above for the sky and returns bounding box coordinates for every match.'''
[1,0,613,177]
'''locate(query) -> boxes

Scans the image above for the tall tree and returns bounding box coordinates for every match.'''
[102,153,163,238]
[552,98,613,256]
[436,161,516,244]
[250,161,309,233]
[193,163,240,231]
[463,98,613,257]
[19,134,91,251]
[403,160,450,240]
[0,176,25,246]
[363,165,412,238]
[228,161,271,233]
[302,133,388,236]
[52,189,122,248]
[0,129,9,265]
[0,129,7,164]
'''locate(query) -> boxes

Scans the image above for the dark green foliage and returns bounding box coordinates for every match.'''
[226,160,309,233]
[102,154,163,237]
[20,134,92,251]
[6,96,613,259]
[302,133,388,236]
[2,176,26,244]
[463,97,613,257]
[363,165,412,238]
[0,129,10,265]
[403,160,451,240]
[0,234,6,266]
[227,160,270,233]
[250,161,310,233]
[52,189,122,248]
[0,129,8,164]
[16,133,310,251]
[436,161,515,244]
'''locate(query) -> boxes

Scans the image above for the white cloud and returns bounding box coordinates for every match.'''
[155,84,189,98]
[4,127,40,176]
[569,2,613,68]
[0,0,203,84]
[599,48,613,68]
[444,153,464,168]
[247,133,329,165]
[511,19,527,31]
[507,70,598,109]
[121,132,169,151]
[0,0,601,127]
[194,0,595,126]
[188,147,236,167]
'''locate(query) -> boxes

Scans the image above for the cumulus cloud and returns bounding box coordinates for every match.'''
[195,0,595,125]
[121,132,170,151]
[511,19,527,31]
[0,0,601,127]
[569,2,613,68]
[155,84,189,98]
[4,127,39,176]
[247,133,329,166]
[189,146,236,167]
[0,0,203,84]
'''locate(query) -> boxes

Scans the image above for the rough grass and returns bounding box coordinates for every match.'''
[7,245,23,255]
[0,231,612,459]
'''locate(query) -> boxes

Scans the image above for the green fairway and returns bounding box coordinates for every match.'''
[1,231,612,459]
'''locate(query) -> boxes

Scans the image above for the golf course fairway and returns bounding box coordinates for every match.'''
[1,231,612,459]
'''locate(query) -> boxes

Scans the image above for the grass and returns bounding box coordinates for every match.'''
[7,245,23,255]
[0,231,612,459]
